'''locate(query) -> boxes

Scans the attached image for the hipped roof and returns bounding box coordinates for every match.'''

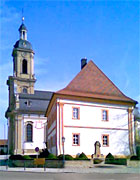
[57,60,136,104]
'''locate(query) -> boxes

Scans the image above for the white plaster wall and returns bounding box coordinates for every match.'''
[64,127,129,156]
[23,116,47,151]
[62,100,128,130]
[56,99,133,156]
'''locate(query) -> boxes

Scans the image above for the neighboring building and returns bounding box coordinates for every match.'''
[46,59,137,157]
[0,140,8,154]
[5,19,53,155]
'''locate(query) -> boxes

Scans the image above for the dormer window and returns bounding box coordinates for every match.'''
[22,59,27,74]
[25,100,32,107]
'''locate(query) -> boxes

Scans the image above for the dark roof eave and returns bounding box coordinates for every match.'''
[16,109,46,115]
[55,92,137,106]
[12,47,34,54]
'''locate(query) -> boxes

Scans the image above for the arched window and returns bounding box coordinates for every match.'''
[23,87,27,94]
[26,123,33,142]
[22,59,27,74]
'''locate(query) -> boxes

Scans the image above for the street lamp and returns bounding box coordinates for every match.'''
[62,136,65,168]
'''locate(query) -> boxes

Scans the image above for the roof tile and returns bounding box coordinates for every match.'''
[57,60,136,103]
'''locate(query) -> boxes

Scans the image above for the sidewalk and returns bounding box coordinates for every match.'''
[0,164,140,174]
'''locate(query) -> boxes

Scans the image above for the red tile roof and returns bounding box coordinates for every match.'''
[57,60,136,103]
[0,139,8,146]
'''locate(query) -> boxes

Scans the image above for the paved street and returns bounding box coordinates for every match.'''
[0,171,139,180]
[0,165,139,180]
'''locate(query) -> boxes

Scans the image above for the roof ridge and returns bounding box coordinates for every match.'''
[35,90,54,93]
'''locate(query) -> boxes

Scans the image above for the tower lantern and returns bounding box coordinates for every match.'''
[19,16,27,40]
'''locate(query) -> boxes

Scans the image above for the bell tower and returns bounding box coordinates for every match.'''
[11,17,36,95]
[6,18,36,154]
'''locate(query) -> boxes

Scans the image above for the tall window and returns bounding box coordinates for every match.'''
[23,87,27,94]
[102,110,108,121]
[73,134,80,145]
[26,123,33,142]
[22,59,27,74]
[102,135,109,146]
[72,107,80,119]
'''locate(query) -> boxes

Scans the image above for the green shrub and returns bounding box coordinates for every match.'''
[105,153,127,165]
[23,155,32,160]
[57,154,63,160]
[130,156,140,160]
[46,153,57,160]
[75,152,88,160]
[105,158,127,165]
[105,153,114,160]
[65,154,74,160]
[9,155,24,160]
[29,155,37,159]
[57,154,74,160]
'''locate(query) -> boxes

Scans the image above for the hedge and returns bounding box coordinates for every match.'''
[105,158,127,165]
[130,156,140,161]
[105,153,127,165]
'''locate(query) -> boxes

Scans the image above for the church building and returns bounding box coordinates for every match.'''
[6,18,137,158]
[5,19,53,155]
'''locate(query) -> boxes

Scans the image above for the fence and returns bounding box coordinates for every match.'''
[0,159,63,168]
[0,159,92,169]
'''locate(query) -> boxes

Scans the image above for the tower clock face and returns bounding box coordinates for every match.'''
[23,42,26,47]
[21,52,26,57]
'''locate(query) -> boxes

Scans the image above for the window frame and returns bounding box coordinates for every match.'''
[23,87,28,94]
[102,109,109,121]
[24,100,32,107]
[72,133,80,146]
[26,123,33,142]
[102,134,109,147]
[72,107,80,120]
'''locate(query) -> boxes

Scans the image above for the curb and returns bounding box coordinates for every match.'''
[0,166,140,174]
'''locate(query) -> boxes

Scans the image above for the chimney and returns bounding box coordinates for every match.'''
[81,58,87,69]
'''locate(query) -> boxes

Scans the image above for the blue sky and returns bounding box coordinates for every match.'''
[0,0,139,139]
